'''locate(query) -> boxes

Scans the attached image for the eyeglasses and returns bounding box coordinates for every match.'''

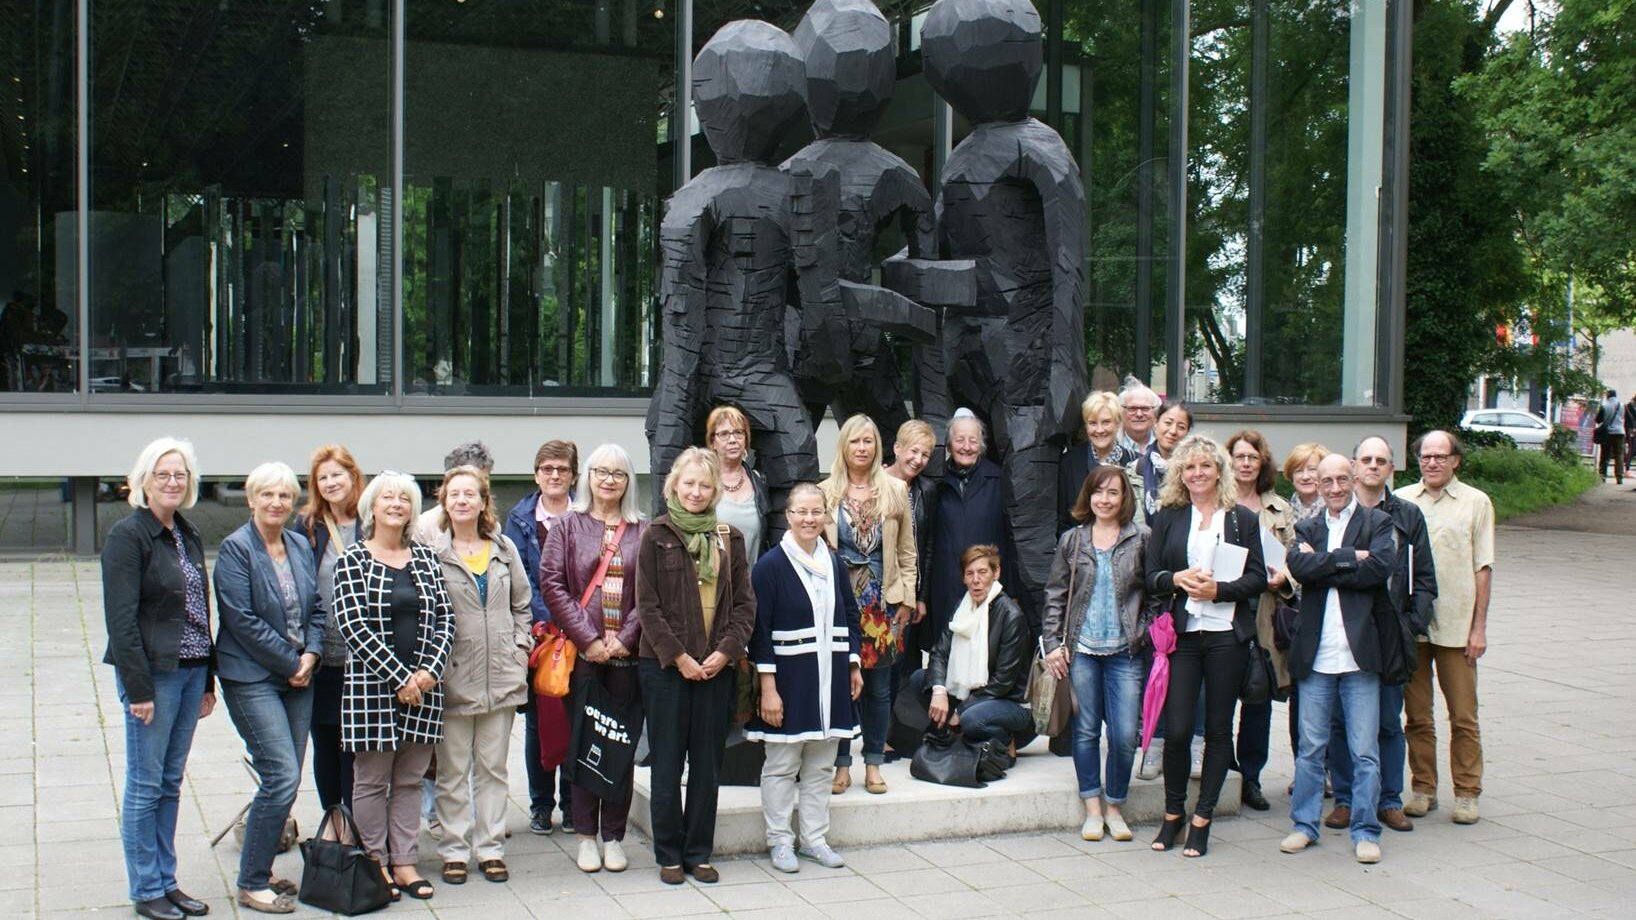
[1230,454,1260,464]
[590,467,630,483]
[1357,456,1392,467]
[536,464,573,477]
[1124,405,1156,415]
[1418,453,1452,465]
[788,508,827,519]
[712,430,747,442]
[151,471,189,484]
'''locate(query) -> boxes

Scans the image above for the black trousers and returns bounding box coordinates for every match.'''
[639,658,735,869]
[1236,698,1272,787]
[310,665,353,810]
[1164,630,1247,819]
[522,690,574,820]
[1600,435,1626,482]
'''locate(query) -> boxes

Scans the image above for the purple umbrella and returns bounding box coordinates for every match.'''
[1141,612,1177,752]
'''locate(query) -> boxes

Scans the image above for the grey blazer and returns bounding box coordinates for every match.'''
[212,522,324,684]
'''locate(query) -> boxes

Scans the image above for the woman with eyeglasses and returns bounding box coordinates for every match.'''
[540,444,648,873]
[103,438,216,920]
[636,447,757,885]
[707,405,768,561]
[501,440,579,835]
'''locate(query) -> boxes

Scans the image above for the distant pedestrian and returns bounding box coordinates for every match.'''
[1397,430,1493,826]
[1624,395,1636,473]
[103,438,217,920]
[1596,390,1625,484]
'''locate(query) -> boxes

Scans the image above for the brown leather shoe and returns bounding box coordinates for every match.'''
[1323,805,1352,829]
[688,864,720,884]
[659,866,685,886]
[1379,807,1414,832]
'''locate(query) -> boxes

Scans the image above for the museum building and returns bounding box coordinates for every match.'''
[0,0,1410,552]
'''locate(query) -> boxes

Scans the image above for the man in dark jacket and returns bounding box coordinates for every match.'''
[1324,436,1439,833]
[1624,395,1636,474]
[1595,389,1625,483]
[1281,454,1396,865]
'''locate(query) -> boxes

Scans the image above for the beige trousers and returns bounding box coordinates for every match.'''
[760,739,840,850]
[434,708,516,863]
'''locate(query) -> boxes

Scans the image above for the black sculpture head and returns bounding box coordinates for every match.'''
[793,0,896,139]
[921,0,1042,125]
[693,20,809,164]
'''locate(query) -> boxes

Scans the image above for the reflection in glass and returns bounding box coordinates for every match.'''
[1,2,77,392]
[88,0,391,394]
[403,0,672,395]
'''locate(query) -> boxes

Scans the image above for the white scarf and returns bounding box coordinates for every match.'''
[781,532,837,729]
[945,579,1002,699]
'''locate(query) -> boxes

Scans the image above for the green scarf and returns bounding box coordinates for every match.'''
[665,497,719,583]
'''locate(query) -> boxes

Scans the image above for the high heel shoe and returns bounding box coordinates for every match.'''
[1151,815,1186,851]
[1183,818,1212,858]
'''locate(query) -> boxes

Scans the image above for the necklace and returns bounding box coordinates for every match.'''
[454,534,484,556]
[722,467,747,492]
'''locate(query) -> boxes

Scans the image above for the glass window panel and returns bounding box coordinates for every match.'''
[1,1,77,393]
[88,0,391,395]
[403,0,672,396]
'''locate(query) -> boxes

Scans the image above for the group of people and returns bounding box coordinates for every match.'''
[101,386,1496,919]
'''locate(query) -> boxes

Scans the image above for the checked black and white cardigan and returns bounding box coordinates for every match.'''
[333,542,455,751]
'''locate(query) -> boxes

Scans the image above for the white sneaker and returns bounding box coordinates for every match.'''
[602,839,628,872]
[576,837,602,873]
[1355,839,1382,864]
[1137,741,1164,781]
[770,844,799,873]
[1105,811,1133,842]
[1280,832,1314,854]
[1189,739,1204,780]
[798,844,846,869]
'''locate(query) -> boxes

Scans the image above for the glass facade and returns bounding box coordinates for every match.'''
[0,0,1402,407]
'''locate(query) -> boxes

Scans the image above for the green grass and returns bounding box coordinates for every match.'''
[1434,447,1599,521]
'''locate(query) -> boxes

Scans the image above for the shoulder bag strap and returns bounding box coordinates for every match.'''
[577,520,629,609]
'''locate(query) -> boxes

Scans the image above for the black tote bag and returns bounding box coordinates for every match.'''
[564,676,644,801]
[298,805,393,916]
[909,729,985,788]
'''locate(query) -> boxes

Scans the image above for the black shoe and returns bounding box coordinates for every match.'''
[165,890,209,917]
[1182,819,1212,858]
[559,817,576,836]
[134,897,185,920]
[1241,782,1270,811]
[529,812,553,835]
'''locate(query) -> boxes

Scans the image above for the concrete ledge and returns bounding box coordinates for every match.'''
[629,739,1240,855]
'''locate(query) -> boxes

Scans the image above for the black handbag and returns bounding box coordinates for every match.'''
[1240,636,1276,705]
[564,676,643,801]
[297,805,393,916]
[974,739,1012,783]
[909,728,985,788]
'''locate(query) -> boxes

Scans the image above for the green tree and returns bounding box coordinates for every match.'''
[1402,0,1527,433]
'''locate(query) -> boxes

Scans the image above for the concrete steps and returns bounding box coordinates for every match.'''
[629,739,1240,855]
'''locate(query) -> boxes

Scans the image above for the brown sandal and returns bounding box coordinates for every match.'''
[479,859,509,882]
[441,861,468,885]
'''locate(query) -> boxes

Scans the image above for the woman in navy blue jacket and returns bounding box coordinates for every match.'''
[213,461,325,913]
[746,484,862,874]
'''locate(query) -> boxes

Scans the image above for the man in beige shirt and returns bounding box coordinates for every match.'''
[1395,430,1494,825]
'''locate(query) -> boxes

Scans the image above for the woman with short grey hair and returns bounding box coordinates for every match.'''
[213,461,325,913]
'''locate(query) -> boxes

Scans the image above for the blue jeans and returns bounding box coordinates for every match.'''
[116,665,207,902]
[1293,670,1381,844]
[1329,682,1405,812]
[1069,651,1143,802]
[836,666,891,767]
[220,677,314,890]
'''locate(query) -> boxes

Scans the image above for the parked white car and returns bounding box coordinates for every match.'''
[1460,408,1551,449]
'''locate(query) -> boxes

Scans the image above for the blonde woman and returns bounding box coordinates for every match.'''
[1059,391,1140,534]
[821,414,916,795]
[102,438,216,920]
[1143,434,1267,858]
[334,472,454,900]
[428,466,532,885]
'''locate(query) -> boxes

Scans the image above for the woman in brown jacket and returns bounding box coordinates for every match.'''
[636,447,756,886]
[820,414,916,795]
[541,443,648,874]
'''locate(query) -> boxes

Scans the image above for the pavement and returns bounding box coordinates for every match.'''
[4,482,1635,919]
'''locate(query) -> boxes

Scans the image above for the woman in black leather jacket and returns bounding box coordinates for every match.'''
[909,544,1033,752]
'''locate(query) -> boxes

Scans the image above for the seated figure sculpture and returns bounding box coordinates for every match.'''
[645,20,845,536]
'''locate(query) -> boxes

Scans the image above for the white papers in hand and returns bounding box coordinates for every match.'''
[1261,529,1287,574]
[1210,541,1249,583]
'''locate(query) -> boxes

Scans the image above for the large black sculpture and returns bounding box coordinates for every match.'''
[644,20,844,534]
[904,0,1089,633]
[783,0,947,442]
